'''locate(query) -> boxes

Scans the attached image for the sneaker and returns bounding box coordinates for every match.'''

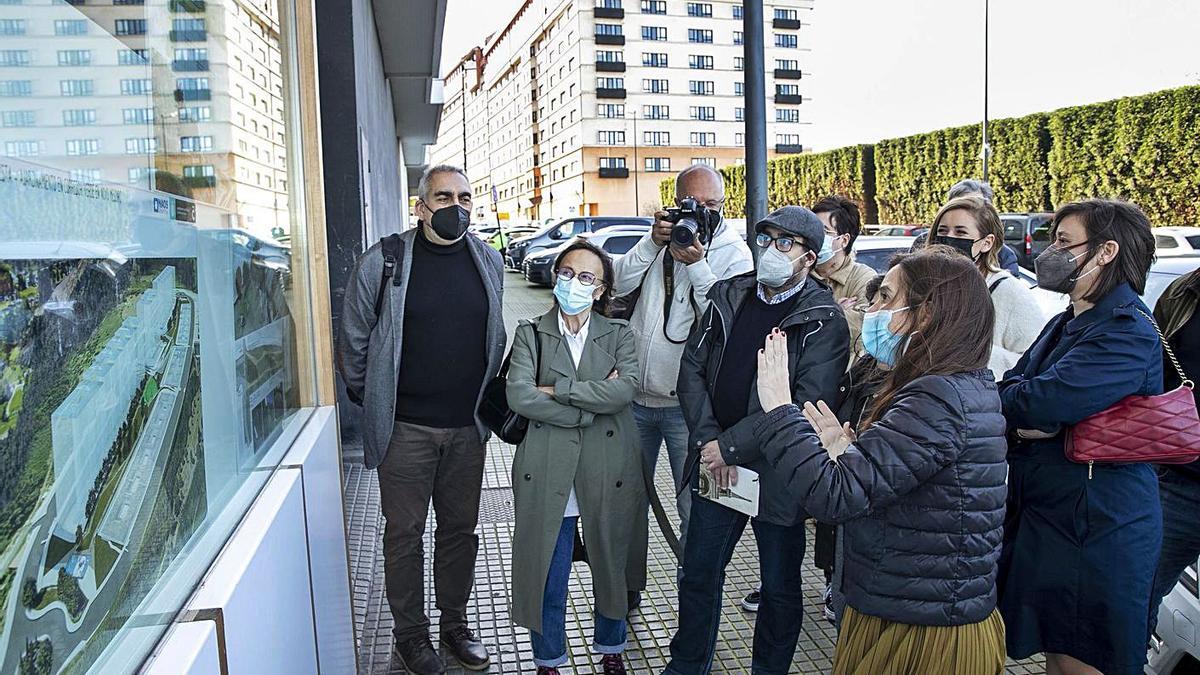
[740,587,761,612]
[536,668,561,675]
[439,625,490,671]
[393,635,445,675]
[823,583,836,623]
[601,654,627,675]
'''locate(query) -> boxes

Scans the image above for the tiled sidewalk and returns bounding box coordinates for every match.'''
[344,278,1046,674]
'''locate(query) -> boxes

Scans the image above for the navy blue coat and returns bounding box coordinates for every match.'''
[997,282,1163,675]
[753,370,1008,626]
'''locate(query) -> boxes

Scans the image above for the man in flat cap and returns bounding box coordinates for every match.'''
[665,206,849,675]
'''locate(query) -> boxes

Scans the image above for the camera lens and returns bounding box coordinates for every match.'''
[671,218,699,248]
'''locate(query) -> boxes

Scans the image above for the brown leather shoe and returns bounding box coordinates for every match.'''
[440,625,490,671]
[601,654,626,674]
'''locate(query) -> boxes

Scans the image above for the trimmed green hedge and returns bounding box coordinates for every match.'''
[1048,86,1200,225]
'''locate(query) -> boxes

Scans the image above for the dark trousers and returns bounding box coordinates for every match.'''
[813,521,836,583]
[665,485,806,675]
[377,421,486,641]
[1149,469,1200,637]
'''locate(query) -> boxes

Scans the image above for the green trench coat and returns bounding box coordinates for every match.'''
[505,309,648,633]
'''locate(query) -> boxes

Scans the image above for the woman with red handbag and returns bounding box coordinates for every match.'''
[997,200,1163,675]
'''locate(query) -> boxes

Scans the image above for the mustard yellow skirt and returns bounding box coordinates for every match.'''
[833,606,1007,675]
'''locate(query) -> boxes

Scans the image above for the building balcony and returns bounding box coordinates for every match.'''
[183,175,216,188]
[172,59,210,72]
[775,143,803,154]
[170,0,206,10]
[773,17,802,29]
[174,88,212,102]
[774,68,802,80]
[594,7,624,19]
[774,94,803,104]
[599,166,629,178]
[596,60,626,73]
[594,33,625,46]
[596,87,626,99]
[170,29,207,41]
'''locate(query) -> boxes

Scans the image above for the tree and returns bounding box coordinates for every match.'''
[20,577,37,608]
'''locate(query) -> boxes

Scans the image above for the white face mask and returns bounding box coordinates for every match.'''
[757,246,801,288]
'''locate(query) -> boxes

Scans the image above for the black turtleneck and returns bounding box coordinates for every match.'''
[394,228,489,428]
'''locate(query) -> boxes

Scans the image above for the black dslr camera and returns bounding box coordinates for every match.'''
[664,197,722,248]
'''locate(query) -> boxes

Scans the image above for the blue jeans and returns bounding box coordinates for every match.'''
[664,478,806,675]
[531,517,627,668]
[632,402,692,549]
[1149,469,1200,637]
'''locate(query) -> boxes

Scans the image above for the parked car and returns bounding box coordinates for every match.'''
[1001,212,1055,271]
[1154,227,1200,258]
[489,225,537,252]
[522,227,648,286]
[504,216,653,270]
[1148,559,1200,675]
[852,236,917,273]
[872,225,927,237]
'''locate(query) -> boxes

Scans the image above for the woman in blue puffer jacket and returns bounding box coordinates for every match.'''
[753,247,1008,675]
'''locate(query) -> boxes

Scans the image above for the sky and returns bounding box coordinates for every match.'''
[440,0,1200,151]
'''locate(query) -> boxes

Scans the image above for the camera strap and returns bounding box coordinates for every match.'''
[661,250,702,345]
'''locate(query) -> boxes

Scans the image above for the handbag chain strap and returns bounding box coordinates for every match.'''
[1133,308,1193,389]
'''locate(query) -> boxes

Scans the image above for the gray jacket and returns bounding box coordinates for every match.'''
[336,228,507,469]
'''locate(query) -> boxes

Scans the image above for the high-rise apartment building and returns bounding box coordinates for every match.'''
[429,0,813,224]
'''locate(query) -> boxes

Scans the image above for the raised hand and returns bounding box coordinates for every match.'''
[802,400,855,460]
[756,328,792,412]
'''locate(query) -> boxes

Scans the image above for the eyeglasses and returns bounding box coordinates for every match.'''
[756,232,803,253]
[557,267,605,287]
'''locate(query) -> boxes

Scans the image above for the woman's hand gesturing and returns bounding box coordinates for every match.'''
[802,400,856,460]
[756,328,792,412]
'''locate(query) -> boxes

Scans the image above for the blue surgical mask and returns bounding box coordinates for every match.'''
[862,306,910,367]
[817,234,836,265]
[554,276,595,315]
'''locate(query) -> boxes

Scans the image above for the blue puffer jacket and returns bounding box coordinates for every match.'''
[753,370,1008,626]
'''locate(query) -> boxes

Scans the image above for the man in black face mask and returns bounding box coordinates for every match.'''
[337,165,506,674]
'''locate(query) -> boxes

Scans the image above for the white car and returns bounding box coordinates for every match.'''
[1155,227,1200,258]
[1148,560,1200,675]
[522,226,648,287]
[851,236,917,273]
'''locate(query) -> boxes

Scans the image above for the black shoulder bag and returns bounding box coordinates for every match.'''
[372,233,403,325]
[477,323,542,445]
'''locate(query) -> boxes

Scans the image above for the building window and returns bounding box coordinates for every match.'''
[4,140,41,157]
[734,56,744,71]
[597,103,625,118]
[597,76,624,89]
[640,0,666,14]
[734,31,743,45]
[689,55,714,70]
[59,80,94,97]
[171,18,207,40]
[69,169,102,183]
[645,157,671,172]
[642,78,669,93]
[183,164,215,179]
[63,109,97,126]
[66,139,100,156]
[0,80,32,97]
[775,8,799,20]
[120,78,153,95]
[597,131,626,145]
[596,49,623,63]
[777,83,800,95]
[690,132,716,147]
[54,20,87,36]
[123,107,154,124]
[115,19,147,35]
[176,77,211,100]
[180,135,213,152]
[689,106,715,121]
[599,156,627,168]
[735,133,745,146]
[642,26,666,41]
[775,33,798,48]
[1,110,34,127]
[735,81,744,96]
[119,49,148,65]
[692,157,716,167]
[124,137,158,154]
[179,106,211,122]
[735,107,744,121]
[687,29,713,44]
[776,133,801,145]
[733,4,743,19]
[688,80,714,96]
[687,2,712,17]
[595,23,623,35]
[596,0,623,7]
[57,50,92,66]
[643,104,669,120]
[0,20,26,36]
[0,50,30,67]
[776,59,799,70]
[128,166,156,183]
[642,52,668,67]
[643,131,670,146]
[776,109,800,123]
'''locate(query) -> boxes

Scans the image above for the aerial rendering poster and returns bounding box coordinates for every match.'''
[0,258,206,674]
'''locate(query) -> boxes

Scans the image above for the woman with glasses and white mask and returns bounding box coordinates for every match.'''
[925,196,1045,379]
[506,239,645,675]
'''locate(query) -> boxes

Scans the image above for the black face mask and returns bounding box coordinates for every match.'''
[427,204,470,241]
[933,235,982,261]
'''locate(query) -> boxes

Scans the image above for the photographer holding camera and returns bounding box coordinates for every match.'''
[612,165,753,595]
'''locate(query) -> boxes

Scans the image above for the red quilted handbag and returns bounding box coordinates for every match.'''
[1065,309,1200,477]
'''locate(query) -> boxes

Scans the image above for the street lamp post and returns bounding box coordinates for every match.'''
[981,0,991,182]
[630,110,640,214]
[743,0,768,251]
